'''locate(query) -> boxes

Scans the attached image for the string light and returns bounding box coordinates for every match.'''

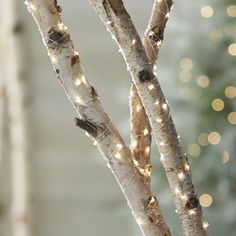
[198,133,209,146]
[165,12,170,19]
[160,154,165,162]
[225,86,236,98]
[199,194,213,208]
[178,172,185,180]
[201,6,214,18]
[51,55,58,63]
[93,140,98,146]
[153,64,157,76]
[58,22,64,31]
[228,112,236,124]
[133,159,139,167]
[180,58,193,71]
[75,96,82,104]
[136,104,141,112]
[143,128,149,136]
[208,132,221,145]
[162,103,168,110]
[188,209,196,215]
[145,146,150,154]
[116,143,123,150]
[75,78,81,86]
[180,194,188,201]
[188,143,201,157]
[132,140,137,148]
[228,43,236,56]
[184,163,190,171]
[156,40,162,48]
[227,5,236,17]
[148,84,154,91]
[154,100,160,105]
[202,221,209,230]
[115,152,121,159]
[156,118,162,122]
[175,188,181,195]
[211,98,224,111]
[197,75,210,88]
[131,39,136,46]
[106,20,112,25]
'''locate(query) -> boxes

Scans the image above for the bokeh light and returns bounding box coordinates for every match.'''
[211,98,224,111]
[227,5,236,17]
[225,86,236,98]
[201,6,214,18]
[197,75,210,88]
[198,133,209,146]
[188,143,201,157]
[208,132,221,145]
[180,58,193,71]
[222,151,230,164]
[228,112,236,124]
[228,43,236,56]
[200,194,213,207]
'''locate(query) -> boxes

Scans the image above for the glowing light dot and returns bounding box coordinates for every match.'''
[154,100,160,105]
[75,78,81,86]
[208,132,221,145]
[131,39,136,45]
[51,55,58,63]
[148,84,155,91]
[150,197,156,204]
[188,143,201,157]
[228,112,236,124]
[202,221,209,230]
[156,118,162,122]
[159,141,165,146]
[197,75,210,88]
[145,146,150,154]
[29,2,36,11]
[156,40,162,47]
[222,151,230,164]
[81,75,86,84]
[160,154,165,162]
[180,58,193,71]
[178,172,185,180]
[106,20,112,25]
[184,163,190,171]
[175,188,181,195]
[165,12,170,18]
[93,140,98,146]
[162,103,168,110]
[133,159,139,167]
[199,194,213,208]
[180,194,188,201]
[132,140,137,148]
[198,133,209,146]
[58,22,64,31]
[188,209,196,215]
[225,86,236,98]
[143,128,149,136]
[227,5,236,17]
[136,104,141,112]
[228,44,236,56]
[75,96,82,104]
[116,144,123,150]
[179,71,192,83]
[211,98,224,111]
[201,6,214,18]
[115,152,121,159]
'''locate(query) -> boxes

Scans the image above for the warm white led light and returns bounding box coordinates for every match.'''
[131,39,136,45]
[178,172,185,180]
[115,152,121,159]
[145,146,150,154]
[143,128,149,136]
[202,221,209,230]
[116,144,123,150]
[148,84,155,91]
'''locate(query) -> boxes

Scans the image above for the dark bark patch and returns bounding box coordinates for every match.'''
[74,118,106,138]
[54,0,62,13]
[71,55,80,66]
[91,86,98,99]
[138,70,153,82]
[107,0,125,16]
[47,27,70,49]
[55,69,60,74]
[186,194,199,209]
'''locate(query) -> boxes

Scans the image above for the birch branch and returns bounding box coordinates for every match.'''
[130,0,174,171]
[0,0,31,235]
[25,1,170,235]
[89,0,207,235]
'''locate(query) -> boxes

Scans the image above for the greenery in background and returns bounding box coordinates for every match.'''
[146,1,236,236]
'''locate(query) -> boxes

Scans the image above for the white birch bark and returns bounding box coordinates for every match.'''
[89,0,207,235]
[25,1,170,235]
[0,0,31,235]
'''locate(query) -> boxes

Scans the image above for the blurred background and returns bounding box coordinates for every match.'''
[0,0,235,235]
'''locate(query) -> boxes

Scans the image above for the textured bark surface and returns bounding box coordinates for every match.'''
[25,1,171,235]
[1,0,31,236]
[90,0,207,235]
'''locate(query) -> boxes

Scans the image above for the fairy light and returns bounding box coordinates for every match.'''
[160,154,165,162]
[180,58,193,71]
[184,162,190,171]
[222,151,230,164]
[188,143,201,157]
[202,221,209,230]
[159,141,165,146]
[227,5,236,17]
[162,103,168,110]
[93,140,98,146]
[175,188,181,195]
[153,64,157,76]
[51,55,58,63]
[228,112,236,124]
[26,1,37,11]
[201,6,214,18]
[199,194,213,208]
[188,209,196,215]
[197,75,210,88]
[156,118,162,122]
[208,132,221,145]
[198,133,209,146]
[133,159,139,167]
[156,40,162,48]
[75,78,81,86]
[136,104,141,112]
[131,39,136,46]
[211,98,224,111]
[106,20,112,25]
[132,140,137,148]
[75,96,82,104]
[228,43,236,56]
[58,22,64,31]
[145,146,150,154]
[115,152,121,159]
[143,128,149,136]
[148,84,154,91]
[180,194,188,201]
[116,143,123,150]
[165,12,170,18]
[154,100,159,105]
[225,86,236,98]
[178,172,185,180]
